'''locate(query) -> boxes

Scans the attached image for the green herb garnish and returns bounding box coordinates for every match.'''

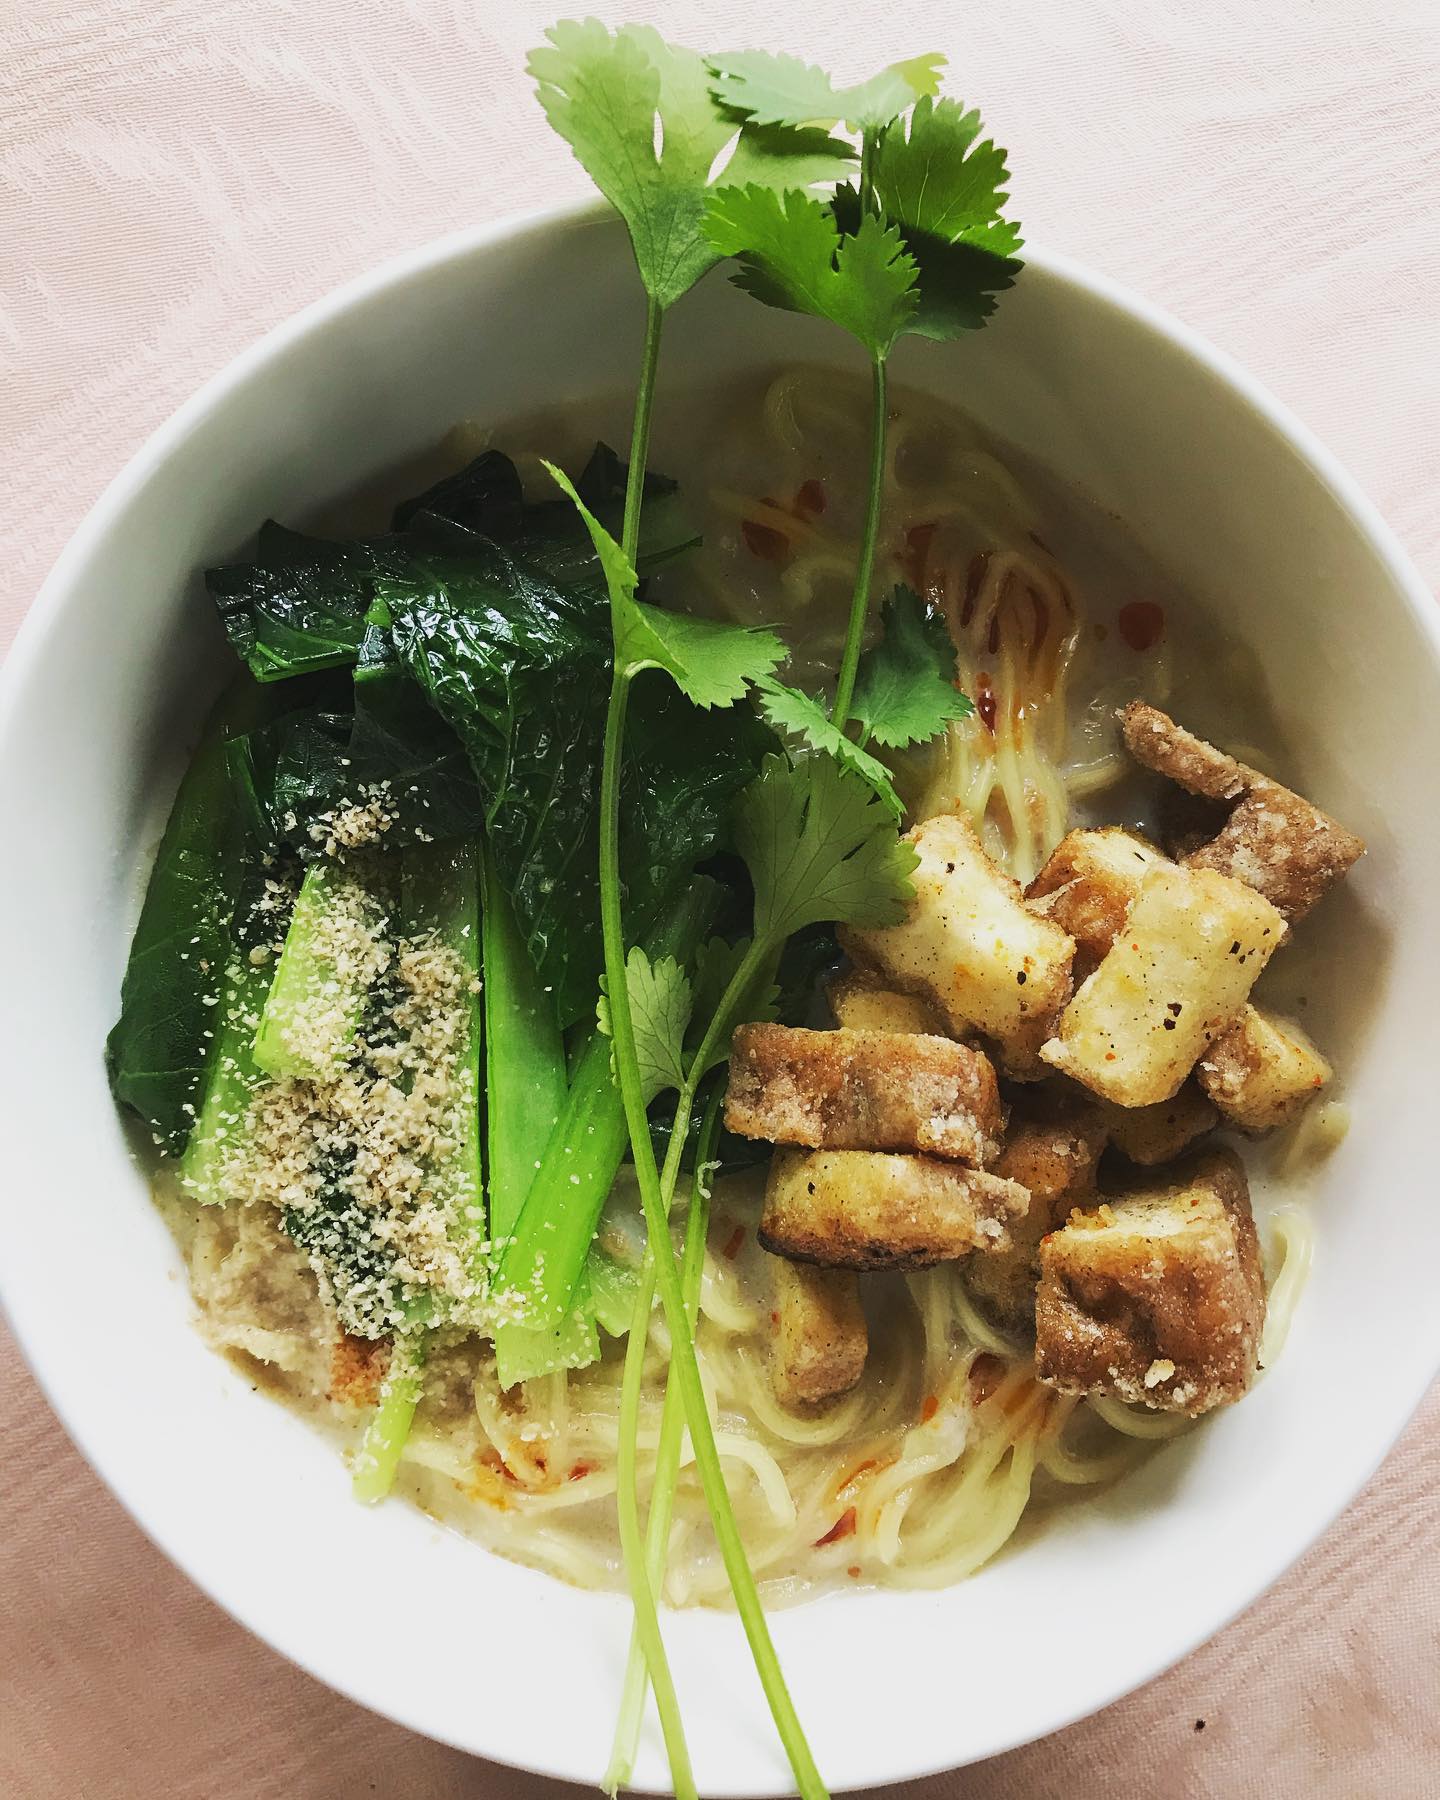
[706,54,1022,731]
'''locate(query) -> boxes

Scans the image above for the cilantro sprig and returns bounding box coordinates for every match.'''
[528,27,1017,1800]
[704,54,1022,730]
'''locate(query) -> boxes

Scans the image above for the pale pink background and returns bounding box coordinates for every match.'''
[3,2,1439,1795]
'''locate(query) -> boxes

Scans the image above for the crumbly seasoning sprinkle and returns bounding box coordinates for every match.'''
[272,874,394,1075]
[218,888,492,1341]
[307,783,401,858]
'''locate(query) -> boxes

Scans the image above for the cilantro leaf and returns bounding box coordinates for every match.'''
[598,947,693,1104]
[689,934,779,1075]
[737,753,917,943]
[705,187,918,358]
[860,96,1023,338]
[850,585,974,748]
[754,677,902,815]
[708,49,945,132]
[529,21,852,311]
[626,605,787,709]
[545,460,786,706]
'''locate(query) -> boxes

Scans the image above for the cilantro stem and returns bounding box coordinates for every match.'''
[607,1089,722,1791]
[598,668,695,1799]
[599,302,825,1792]
[623,295,664,565]
[830,352,889,726]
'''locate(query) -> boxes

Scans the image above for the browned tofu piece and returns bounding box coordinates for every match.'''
[1026,828,1168,976]
[1098,1084,1218,1165]
[840,813,1074,1078]
[964,1105,1108,1332]
[1040,863,1287,1106]
[725,1023,1003,1166]
[759,1148,1030,1272]
[1121,702,1364,921]
[827,968,949,1037]
[770,1260,868,1408]
[1034,1148,1266,1415]
[1196,1004,1333,1134]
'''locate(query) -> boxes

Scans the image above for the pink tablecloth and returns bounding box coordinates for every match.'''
[3,3,1438,1795]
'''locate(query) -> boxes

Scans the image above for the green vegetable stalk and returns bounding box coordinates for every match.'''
[481,847,601,1390]
[495,877,718,1333]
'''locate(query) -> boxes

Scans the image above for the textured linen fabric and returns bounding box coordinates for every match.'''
[2,2,1438,1795]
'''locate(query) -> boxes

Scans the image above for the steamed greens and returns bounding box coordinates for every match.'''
[107,25,1021,1800]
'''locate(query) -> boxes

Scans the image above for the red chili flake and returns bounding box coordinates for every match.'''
[975,671,997,733]
[769,1309,780,1328]
[1117,599,1166,652]
[741,516,789,563]
[847,1564,862,1579]
[722,1224,746,1260]
[816,1507,857,1546]
[568,1462,595,1482]
[793,477,826,518]
[920,1393,940,1423]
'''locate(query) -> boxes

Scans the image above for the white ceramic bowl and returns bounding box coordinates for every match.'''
[2,202,1437,1796]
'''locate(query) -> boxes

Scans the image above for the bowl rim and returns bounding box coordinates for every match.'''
[3,196,1439,1794]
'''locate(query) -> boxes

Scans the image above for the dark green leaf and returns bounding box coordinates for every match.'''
[106,688,279,1153]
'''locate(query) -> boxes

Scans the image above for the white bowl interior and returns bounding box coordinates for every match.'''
[2,209,1437,1795]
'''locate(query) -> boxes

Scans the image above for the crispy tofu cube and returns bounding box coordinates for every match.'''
[770,1260,868,1408]
[1197,1004,1333,1133]
[1034,1148,1266,1415]
[725,1023,1003,1166]
[840,814,1074,1078]
[1040,864,1287,1107]
[1098,1084,1218,1165]
[1122,702,1364,920]
[963,1105,1107,1332]
[827,968,949,1037]
[1026,827,1167,975]
[759,1148,1030,1272]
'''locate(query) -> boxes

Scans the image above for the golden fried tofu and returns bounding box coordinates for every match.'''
[963,1105,1108,1332]
[827,968,949,1036]
[1026,827,1167,976]
[770,1260,868,1408]
[1098,1084,1218,1165]
[840,813,1074,1078]
[1034,1148,1266,1415]
[725,1023,1003,1166]
[1040,863,1287,1107]
[759,1147,1030,1272]
[1121,702,1364,921]
[1197,1004,1333,1134]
